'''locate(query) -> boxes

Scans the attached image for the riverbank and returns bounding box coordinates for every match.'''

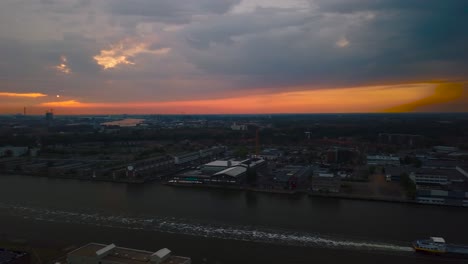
[164,182,468,208]
[1,173,465,208]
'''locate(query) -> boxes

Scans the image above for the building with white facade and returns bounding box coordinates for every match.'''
[366,155,400,166]
[67,243,191,264]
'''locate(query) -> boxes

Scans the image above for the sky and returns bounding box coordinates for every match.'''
[0,0,467,114]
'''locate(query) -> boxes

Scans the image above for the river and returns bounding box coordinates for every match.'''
[0,174,467,264]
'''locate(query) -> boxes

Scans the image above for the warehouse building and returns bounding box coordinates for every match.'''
[210,166,248,184]
[67,243,191,264]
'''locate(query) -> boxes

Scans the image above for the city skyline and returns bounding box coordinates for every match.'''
[1,0,467,114]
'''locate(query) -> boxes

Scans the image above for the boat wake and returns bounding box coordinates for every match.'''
[0,203,412,252]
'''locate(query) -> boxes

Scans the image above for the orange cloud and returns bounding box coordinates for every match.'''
[34,83,436,114]
[0,92,47,98]
[384,83,465,112]
[94,39,171,69]
[41,100,87,107]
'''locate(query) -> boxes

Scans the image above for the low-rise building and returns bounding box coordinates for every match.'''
[210,166,248,184]
[367,155,400,166]
[201,160,241,174]
[416,188,468,207]
[67,243,191,264]
[409,168,462,186]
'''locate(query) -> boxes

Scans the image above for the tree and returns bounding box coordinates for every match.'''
[235,147,248,159]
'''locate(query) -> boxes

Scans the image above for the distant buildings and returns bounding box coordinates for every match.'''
[67,243,191,264]
[378,133,424,147]
[230,122,247,131]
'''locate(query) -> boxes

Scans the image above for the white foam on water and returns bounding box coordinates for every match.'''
[0,203,413,252]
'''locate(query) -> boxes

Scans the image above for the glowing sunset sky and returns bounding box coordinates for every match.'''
[0,0,467,114]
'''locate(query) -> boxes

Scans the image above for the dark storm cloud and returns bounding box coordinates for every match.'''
[317,0,467,14]
[109,0,241,24]
[181,0,468,88]
[0,0,467,103]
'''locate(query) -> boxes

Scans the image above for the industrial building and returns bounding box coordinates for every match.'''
[67,243,191,264]
[411,166,468,206]
[409,168,468,186]
[201,160,242,174]
[170,158,265,185]
[210,166,248,184]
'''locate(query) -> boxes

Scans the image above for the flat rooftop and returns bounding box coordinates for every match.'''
[68,243,190,264]
[0,249,28,264]
[203,160,241,167]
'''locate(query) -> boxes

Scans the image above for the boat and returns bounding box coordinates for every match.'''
[413,237,468,257]
[412,237,446,254]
